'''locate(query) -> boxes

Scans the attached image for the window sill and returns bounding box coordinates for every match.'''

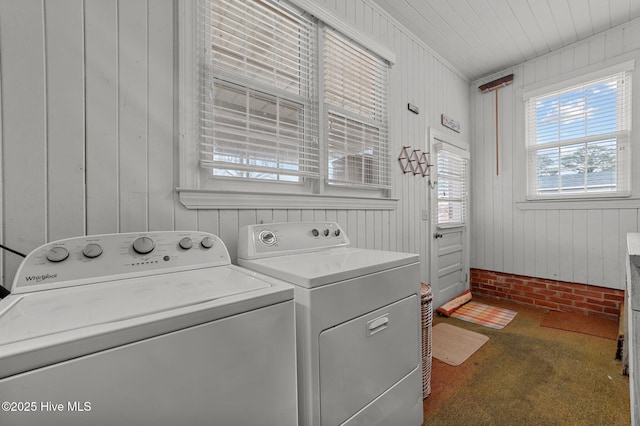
[516,198,640,210]
[177,188,399,210]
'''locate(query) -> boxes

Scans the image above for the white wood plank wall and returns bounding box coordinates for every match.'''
[0,0,470,287]
[471,18,640,290]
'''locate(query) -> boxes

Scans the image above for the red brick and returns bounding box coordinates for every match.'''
[549,296,577,306]
[574,289,606,298]
[557,292,585,302]
[574,301,604,312]
[587,297,618,308]
[534,299,559,309]
[511,295,535,305]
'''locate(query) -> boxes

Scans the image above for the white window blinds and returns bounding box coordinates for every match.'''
[525,70,632,199]
[437,148,467,227]
[323,27,390,189]
[198,0,319,182]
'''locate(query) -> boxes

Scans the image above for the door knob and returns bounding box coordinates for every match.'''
[434,232,443,239]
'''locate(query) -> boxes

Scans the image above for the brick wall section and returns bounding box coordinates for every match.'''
[470,268,624,321]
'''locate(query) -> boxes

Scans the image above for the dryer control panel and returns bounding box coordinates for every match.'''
[238,222,350,260]
[11,231,229,294]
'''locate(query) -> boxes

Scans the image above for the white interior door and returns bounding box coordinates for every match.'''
[428,128,470,308]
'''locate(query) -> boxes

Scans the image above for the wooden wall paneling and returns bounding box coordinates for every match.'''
[273,210,288,223]
[324,209,337,224]
[588,37,606,64]
[572,210,589,284]
[118,0,149,232]
[300,210,314,222]
[534,209,548,279]
[147,0,175,232]
[546,52,561,79]
[365,210,376,249]
[482,92,495,270]
[605,28,624,60]
[501,82,515,272]
[587,209,604,286]
[602,209,621,288]
[197,210,220,236]
[545,209,560,280]
[313,210,326,222]
[44,0,86,242]
[288,209,302,222]
[85,0,119,235]
[560,48,575,75]
[573,42,589,69]
[522,210,536,278]
[173,198,198,231]
[558,210,574,282]
[471,81,484,268]
[336,210,348,236]
[623,20,640,52]
[356,210,366,248]
[218,210,239,263]
[0,0,47,285]
[255,209,273,225]
[347,210,358,246]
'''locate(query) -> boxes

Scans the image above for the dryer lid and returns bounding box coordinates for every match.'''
[239,247,419,288]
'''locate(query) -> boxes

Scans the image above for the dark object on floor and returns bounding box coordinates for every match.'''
[540,310,618,340]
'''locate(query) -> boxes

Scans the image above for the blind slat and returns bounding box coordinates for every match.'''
[525,71,632,199]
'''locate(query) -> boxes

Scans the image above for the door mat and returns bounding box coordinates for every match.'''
[432,323,489,366]
[450,301,517,329]
[540,310,618,340]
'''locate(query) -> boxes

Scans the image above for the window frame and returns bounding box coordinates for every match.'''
[522,60,634,202]
[177,0,398,210]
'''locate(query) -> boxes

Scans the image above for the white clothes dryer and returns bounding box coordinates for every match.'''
[237,222,423,426]
[0,231,297,426]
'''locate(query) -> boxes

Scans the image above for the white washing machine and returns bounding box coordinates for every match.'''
[0,231,297,426]
[237,222,423,426]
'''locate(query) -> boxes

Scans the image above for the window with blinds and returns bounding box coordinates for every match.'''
[198,0,319,182]
[437,148,467,227]
[323,27,390,189]
[525,70,632,199]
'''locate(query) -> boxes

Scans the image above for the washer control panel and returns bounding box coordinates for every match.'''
[238,222,350,259]
[11,231,230,294]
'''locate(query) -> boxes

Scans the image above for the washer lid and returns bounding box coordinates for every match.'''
[0,266,292,378]
[239,247,419,288]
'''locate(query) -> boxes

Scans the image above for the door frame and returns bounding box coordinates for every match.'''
[427,127,471,308]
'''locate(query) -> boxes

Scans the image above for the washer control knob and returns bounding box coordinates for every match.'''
[201,236,214,249]
[82,243,103,258]
[46,246,69,263]
[179,237,193,250]
[323,228,330,237]
[334,229,341,237]
[132,236,155,254]
[311,229,319,237]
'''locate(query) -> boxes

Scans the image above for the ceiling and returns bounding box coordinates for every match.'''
[370,0,640,82]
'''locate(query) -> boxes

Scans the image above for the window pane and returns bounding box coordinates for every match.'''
[199,0,319,182]
[526,70,631,199]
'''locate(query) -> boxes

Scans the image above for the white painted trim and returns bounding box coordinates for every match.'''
[288,0,396,65]
[516,198,640,210]
[177,188,399,210]
[522,58,636,100]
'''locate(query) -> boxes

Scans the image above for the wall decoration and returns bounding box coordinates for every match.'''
[398,146,432,177]
[441,114,460,133]
[407,102,420,114]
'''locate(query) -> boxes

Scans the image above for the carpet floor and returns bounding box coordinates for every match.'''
[423,295,630,426]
